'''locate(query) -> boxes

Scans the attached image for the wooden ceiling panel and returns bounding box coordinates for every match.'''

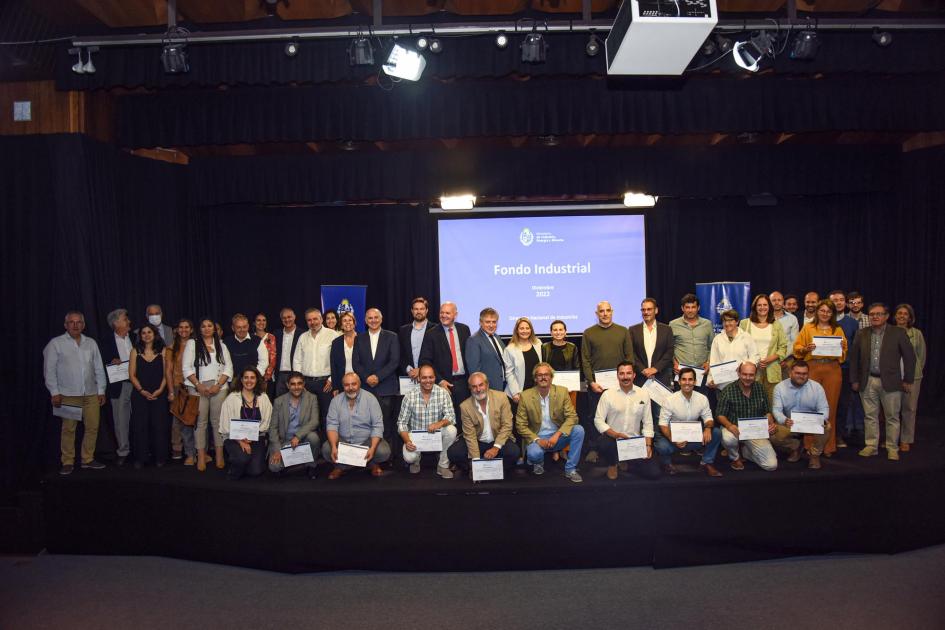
[718,1,786,11]
[795,0,883,11]
[446,0,529,15]
[175,0,268,24]
[529,0,617,13]
[278,0,355,20]
[75,0,167,27]
[349,0,445,17]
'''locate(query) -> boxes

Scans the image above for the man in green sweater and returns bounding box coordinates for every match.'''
[580,301,635,462]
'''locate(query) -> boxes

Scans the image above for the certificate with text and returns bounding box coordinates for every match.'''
[229,420,260,441]
[52,404,83,421]
[280,443,315,466]
[642,378,673,407]
[812,336,843,358]
[337,442,369,467]
[410,430,443,452]
[594,369,619,391]
[553,370,581,392]
[106,361,130,384]
[709,360,739,386]
[790,411,825,434]
[472,458,504,482]
[670,421,703,443]
[738,417,769,441]
[616,436,647,461]
[399,377,420,397]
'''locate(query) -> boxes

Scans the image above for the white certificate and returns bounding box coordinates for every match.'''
[106,361,129,384]
[410,430,443,452]
[553,370,581,392]
[738,417,770,440]
[675,364,707,387]
[280,442,315,466]
[594,368,619,390]
[616,436,648,461]
[670,421,703,443]
[812,336,843,358]
[472,458,504,482]
[790,411,825,434]
[52,404,83,421]
[642,378,673,407]
[709,360,739,386]
[337,442,369,467]
[399,376,420,397]
[228,420,260,441]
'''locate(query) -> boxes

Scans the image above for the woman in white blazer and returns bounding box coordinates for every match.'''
[503,317,544,403]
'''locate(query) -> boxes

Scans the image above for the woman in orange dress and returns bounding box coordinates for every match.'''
[793,299,847,456]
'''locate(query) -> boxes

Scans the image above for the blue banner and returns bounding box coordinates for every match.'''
[320,285,368,332]
[696,282,752,333]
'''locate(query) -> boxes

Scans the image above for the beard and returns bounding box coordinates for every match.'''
[473,390,488,402]
[345,390,358,399]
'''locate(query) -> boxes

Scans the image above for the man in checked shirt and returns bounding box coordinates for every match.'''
[397,364,458,478]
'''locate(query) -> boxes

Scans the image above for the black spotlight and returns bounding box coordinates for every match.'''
[872,28,892,47]
[284,41,299,57]
[416,36,429,50]
[348,37,374,66]
[521,32,547,63]
[715,34,733,54]
[495,32,509,49]
[585,33,600,57]
[429,38,442,54]
[790,30,819,60]
[161,43,189,74]
[700,37,717,56]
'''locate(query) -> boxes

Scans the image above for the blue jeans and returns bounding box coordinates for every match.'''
[525,425,585,473]
[653,426,722,465]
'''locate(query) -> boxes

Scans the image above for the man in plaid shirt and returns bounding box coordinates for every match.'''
[397,364,458,478]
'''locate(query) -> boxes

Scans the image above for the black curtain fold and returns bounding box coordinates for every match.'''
[57,31,945,91]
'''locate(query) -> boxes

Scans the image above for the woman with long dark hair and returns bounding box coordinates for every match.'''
[182,317,233,471]
[129,324,169,468]
[218,366,272,480]
[166,318,194,463]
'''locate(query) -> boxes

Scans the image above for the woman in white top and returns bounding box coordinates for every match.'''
[330,311,357,396]
[182,318,234,471]
[709,309,760,387]
[739,294,787,403]
[219,366,273,480]
[503,317,544,402]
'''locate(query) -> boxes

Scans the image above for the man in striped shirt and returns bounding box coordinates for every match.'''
[397,364,458,478]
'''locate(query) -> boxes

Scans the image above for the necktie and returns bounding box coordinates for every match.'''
[448,327,459,373]
[489,335,505,368]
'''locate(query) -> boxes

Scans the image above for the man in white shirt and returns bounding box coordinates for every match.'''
[103,308,134,465]
[654,367,723,477]
[293,307,340,422]
[273,308,303,397]
[43,311,108,475]
[593,362,661,480]
[802,292,820,326]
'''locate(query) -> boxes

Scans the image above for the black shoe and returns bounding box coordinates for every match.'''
[307,468,318,480]
[81,460,106,470]
[116,456,126,467]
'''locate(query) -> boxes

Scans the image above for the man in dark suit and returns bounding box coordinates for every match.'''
[419,301,472,419]
[398,297,434,379]
[268,372,321,478]
[353,308,401,444]
[849,302,916,461]
[465,307,507,393]
[628,298,675,388]
[272,307,304,397]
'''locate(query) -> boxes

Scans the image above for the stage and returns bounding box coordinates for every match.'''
[43,418,945,574]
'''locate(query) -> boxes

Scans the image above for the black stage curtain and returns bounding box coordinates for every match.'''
[117,75,945,148]
[57,31,945,91]
[2,134,943,499]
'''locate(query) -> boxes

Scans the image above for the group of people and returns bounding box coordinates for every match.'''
[43,290,924,482]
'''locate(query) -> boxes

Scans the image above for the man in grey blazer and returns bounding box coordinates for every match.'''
[138,304,175,346]
[465,307,507,393]
[849,302,916,461]
[268,372,321,478]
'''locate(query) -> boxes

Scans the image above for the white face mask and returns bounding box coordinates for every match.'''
[148,314,162,326]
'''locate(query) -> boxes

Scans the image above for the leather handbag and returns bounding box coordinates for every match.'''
[170,385,199,426]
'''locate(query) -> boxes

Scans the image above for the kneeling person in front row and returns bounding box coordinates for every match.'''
[323,372,391,479]
[594,361,661,480]
[397,364,458,478]
[655,367,723,477]
[219,367,272,480]
[515,362,585,483]
[268,371,321,479]
[773,360,829,469]
[447,371,521,474]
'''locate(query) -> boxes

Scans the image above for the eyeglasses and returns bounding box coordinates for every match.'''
[868,312,886,318]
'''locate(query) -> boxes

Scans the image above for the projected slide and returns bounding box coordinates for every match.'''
[438,214,646,335]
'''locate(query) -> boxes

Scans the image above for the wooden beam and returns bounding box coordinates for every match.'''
[902,131,945,153]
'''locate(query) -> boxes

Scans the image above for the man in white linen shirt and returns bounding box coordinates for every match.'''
[293,307,340,422]
[654,367,724,477]
[594,362,661,481]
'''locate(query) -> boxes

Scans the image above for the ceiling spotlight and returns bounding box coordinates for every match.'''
[495,32,509,49]
[382,43,426,81]
[790,30,819,60]
[521,32,547,63]
[284,41,299,57]
[416,36,429,50]
[872,28,892,47]
[429,38,443,54]
[715,34,733,54]
[585,34,600,57]
[161,42,190,74]
[71,48,85,74]
[623,192,658,208]
[82,49,96,73]
[700,37,717,57]
[348,37,374,66]
[439,194,476,210]
[733,32,774,73]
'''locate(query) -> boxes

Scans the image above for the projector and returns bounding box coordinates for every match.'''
[606,0,718,76]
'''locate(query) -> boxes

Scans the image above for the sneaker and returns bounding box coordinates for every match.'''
[408,462,421,474]
[59,464,74,476]
[836,438,848,448]
[564,470,583,483]
[171,451,183,460]
[887,449,900,462]
[436,465,453,479]
[730,458,745,471]
[81,460,106,470]
[858,446,878,457]
[532,463,545,476]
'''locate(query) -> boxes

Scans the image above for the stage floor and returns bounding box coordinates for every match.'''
[43,418,945,573]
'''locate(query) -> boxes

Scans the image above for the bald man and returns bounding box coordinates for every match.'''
[353,308,400,447]
[419,301,472,420]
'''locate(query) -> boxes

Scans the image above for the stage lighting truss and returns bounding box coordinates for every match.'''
[349,36,375,66]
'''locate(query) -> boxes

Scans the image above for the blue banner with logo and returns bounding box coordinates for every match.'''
[321,285,368,332]
[696,282,752,333]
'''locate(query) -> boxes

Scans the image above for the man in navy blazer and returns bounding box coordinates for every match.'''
[398,297,434,378]
[419,301,472,419]
[465,307,507,393]
[272,308,304,397]
[353,308,401,443]
[628,299,675,387]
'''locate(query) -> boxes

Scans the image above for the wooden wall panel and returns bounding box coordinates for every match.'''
[0,81,113,143]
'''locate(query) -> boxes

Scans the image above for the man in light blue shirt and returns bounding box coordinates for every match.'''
[770,291,799,380]
[323,372,390,479]
[773,360,829,469]
[43,311,107,475]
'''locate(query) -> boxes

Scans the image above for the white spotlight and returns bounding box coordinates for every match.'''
[439,194,476,210]
[495,32,509,49]
[623,192,658,208]
[417,36,429,50]
[382,43,427,81]
[82,49,96,73]
[71,49,85,74]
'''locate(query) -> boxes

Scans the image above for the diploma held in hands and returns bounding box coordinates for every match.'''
[399,377,420,397]
[52,404,83,421]
[671,421,703,443]
[642,378,673,407]
[472,458,504,482]
[337,442,369,467]
[552,370,581,392]
[738,417,769,440]
[410,430,443,452]
[790,411,825,434]
[594,368,619,390]
[812,336,843,358]
[280,443,315,466]
[229,420,260,441]
[709,360,739,386]
[675,364,706,387]
[106,361,130,384]
[616,436,647,461]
